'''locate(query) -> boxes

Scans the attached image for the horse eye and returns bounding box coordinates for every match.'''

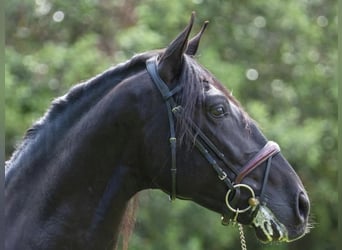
[210,105,226,118]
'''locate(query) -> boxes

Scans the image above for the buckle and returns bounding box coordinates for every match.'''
[219,171,227,180]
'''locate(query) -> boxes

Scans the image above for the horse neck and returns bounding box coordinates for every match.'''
[5,70,148,249]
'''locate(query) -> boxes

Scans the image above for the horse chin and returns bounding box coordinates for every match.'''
[251,205,289,243]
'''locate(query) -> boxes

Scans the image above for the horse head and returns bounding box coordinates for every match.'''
[142,13,310,242]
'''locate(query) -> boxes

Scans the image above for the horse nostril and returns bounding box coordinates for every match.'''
[297,191,310,223]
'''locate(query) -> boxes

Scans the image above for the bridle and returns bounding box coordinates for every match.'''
[146,56,280,222]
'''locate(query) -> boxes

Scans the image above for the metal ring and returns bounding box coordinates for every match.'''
[225,184,256,213]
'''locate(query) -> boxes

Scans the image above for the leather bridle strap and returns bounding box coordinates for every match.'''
[191,133,236,190]
[185,117,239,177]
[235,141,280,184]
[146,57,179,200]
[235,141,280,203]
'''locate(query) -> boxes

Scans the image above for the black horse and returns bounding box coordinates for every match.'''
[5,13,310,250]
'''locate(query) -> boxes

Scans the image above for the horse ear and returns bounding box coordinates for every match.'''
[158,12,195,84]
[186,21,209,56]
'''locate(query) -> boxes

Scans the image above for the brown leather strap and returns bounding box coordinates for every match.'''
[235,141,280,184]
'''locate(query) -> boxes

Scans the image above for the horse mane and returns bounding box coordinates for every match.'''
[117,195,139,250]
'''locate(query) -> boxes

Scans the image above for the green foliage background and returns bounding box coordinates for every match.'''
[5,0,337,249]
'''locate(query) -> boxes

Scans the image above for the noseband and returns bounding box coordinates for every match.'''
[146,57,280,222]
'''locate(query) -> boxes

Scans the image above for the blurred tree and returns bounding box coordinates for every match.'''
[5,0,337,250]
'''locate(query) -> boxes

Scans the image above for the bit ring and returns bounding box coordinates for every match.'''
[225,184,256,213]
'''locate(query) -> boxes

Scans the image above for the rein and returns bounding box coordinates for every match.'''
[146,56,280,221]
